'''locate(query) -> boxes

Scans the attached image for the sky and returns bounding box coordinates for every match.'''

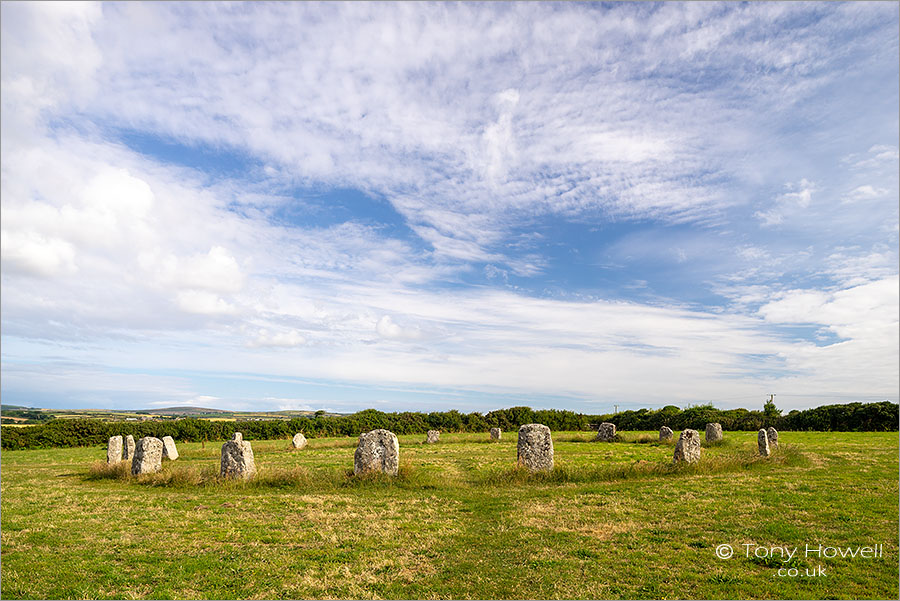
[1,1,898,415]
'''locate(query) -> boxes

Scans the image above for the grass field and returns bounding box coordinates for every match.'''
[1,431,897,599]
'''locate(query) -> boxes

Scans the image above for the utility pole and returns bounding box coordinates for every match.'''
[767,393,776,404]
[614,404,618,414]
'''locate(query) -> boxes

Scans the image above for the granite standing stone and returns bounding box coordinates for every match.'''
[673,429,701,464]
[292,432,308,449]
[595,422,616,442]
[766,427,778,449]
[425,430,440,444]
[220,432,256,479]
[354,429,400,476]
[758,429,771,456]
[107,436,124,464]
[131,437,164,475]
[659,426,674,441]
[517,423,554,472]
[490,428,502,441]
[705,422,723,443]
[160,435,179,460]
[123,434,136,460]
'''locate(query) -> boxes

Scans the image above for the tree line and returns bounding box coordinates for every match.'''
[1,401,896,450]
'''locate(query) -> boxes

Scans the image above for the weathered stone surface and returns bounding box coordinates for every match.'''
[758,429,771,456]
[517,423,554,472]
[161,435,179,460]
[705,422,723,443]
[673,429,701,464]
[766,427,778,448]
[292,432,308,449]
[659,426,674,441]
[107,436,123,464]
[131,437,163,475]
[490,428,502,441]
[595,422,616,442]
[354,429,400,476]
[123,434,135,460]
[220,432,256,479]
[425,430,440,444]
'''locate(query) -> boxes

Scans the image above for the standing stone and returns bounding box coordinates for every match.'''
[123,434,136,460]
[131,437,164,475]
[659,426,674,441]
[517,423,554,472]
[766,427,779,449]
[673,429,701,464]
[758,429,771,456]
[107,436,124,464]
[595,422,616,442]
[221,432,256,479]
[705,422,723,443]
[354,429,400,476]
[490,428,502,441]
[161,435,179,460]
[425,430,440,444]
[292,432,308,449]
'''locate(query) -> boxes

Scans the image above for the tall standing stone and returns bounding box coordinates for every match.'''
[490,428,502,441]
[107,436,124,464]
[220,432,256,479]
[354,429,400,476]
[123,434,136,460]
[766,427,779,449]
[292,433,308,449]
[705,423,723,443]
[595,422,616,442]
[758,429,771,456]
[131,437,164,475]
[425,430,440,444]
[659,426,674,441]
[161,435,179,460]
[517,423,554,472]
[673,429,701,464]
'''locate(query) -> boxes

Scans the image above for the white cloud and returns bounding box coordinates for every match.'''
[755,179,817,227]
[842,184,889,203]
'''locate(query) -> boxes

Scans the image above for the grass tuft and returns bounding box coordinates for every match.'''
[86,460,131,481]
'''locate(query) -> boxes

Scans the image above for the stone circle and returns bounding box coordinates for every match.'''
[354,429,400,476]
[161,435,179,460]
[220,432,256,479]
[758,429,771,456]
[107,435,123,464]
[131,437,163,475]
[292,432,308,449]
[766,427,778,448]
[659,426,673,441]
[673,429,701,463]
[425,430,440,444]
[595,422,616,442]
[705,422,723,443]
[517,423,554,472]
[123,434,135,460]
[490,427,501,441]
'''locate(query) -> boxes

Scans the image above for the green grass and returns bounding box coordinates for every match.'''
[1,431,897,599]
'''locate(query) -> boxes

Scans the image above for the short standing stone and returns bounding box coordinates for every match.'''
[425,430,440,444]
[673,429,701,464]
[705,422,723,443]
[659,426,673,441]
[766,427,778,448]
[292,432,308,449]
[161,435,179,460]
[517,423,554,472]
[595,422,616,442]
[131,437,164,475]
[123,434,135,460]
[490,428,501,441]
[758,429,771,456]
[107,436,123,464]
[221,432,256,479]
[354,429,400,476]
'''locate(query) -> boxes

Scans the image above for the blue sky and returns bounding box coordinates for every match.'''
[1,1,897,414]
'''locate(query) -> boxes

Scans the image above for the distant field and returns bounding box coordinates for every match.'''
[1,431,897,599]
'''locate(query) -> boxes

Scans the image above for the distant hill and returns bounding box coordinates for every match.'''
[137,406,232,415]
